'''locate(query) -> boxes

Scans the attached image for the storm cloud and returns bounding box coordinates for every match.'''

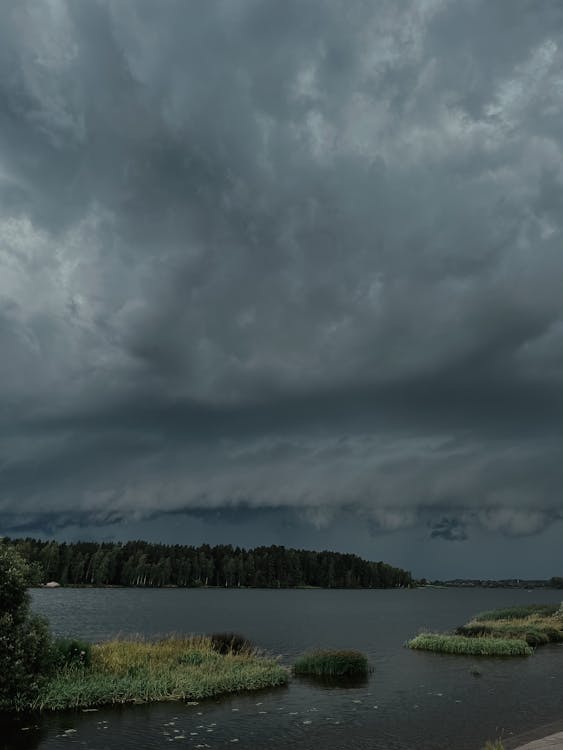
[1,1,563,574]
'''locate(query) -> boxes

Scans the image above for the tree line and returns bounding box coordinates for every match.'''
[1,537,413,589]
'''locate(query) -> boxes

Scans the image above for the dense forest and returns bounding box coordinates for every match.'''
[1,537,413,589]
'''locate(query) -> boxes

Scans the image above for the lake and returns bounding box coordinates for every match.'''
[3,587,563,750]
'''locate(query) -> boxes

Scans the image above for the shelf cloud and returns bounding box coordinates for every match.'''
[1,1,562,573]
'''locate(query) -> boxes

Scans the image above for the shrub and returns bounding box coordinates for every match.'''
[293,649,368,677]
[53,638,92,668]
[0,545,30,614]
[0,547,56,711]
[210,632,253,655]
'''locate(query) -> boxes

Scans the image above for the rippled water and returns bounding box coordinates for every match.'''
[3,587,563,750]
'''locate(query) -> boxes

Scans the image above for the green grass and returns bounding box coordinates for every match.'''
[473,604,559,621]
[484,740,505,750]
[293,649,368,677]
[407,602,562,657]
[20,636,288,712]
[457,616,563,646]
[407,633,533,656]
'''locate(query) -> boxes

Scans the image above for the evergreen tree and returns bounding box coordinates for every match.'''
[1,537,413,590]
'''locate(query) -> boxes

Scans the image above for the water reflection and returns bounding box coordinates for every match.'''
[295,673,370,690]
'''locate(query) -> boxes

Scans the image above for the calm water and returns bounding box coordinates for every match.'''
[3,588,563,750]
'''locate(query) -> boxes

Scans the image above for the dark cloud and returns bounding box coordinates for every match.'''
[1,1,563,575]
[430,517,468,542]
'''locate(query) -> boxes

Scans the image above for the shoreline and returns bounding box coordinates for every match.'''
[32,583,562,591]
[506,720,563,749]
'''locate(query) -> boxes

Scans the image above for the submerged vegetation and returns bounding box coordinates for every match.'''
[408,602,563,657]
[293,649,369,677]
[1,536,412,588]
[29,636,288,712]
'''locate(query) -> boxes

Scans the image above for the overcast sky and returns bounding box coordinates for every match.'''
[1,0,562,579]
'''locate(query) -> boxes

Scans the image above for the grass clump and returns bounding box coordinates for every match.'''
[26,636,288,712]
[407,633,532,657]
[293,649,368,678]
[484,740,505,750]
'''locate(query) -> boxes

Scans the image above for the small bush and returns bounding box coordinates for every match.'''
[210,632,253,655]
[293,649,368,677]
[456,624,494,638]
[407,633,532,656]
[53,638,92,668]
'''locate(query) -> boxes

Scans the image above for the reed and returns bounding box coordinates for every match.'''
[473,604,559,622]
[484,740,505,750]
[407,633,533,656]
[27,636,288,712]
[293,649,368,677]
[457,616,563,646]
[407,602,562,658]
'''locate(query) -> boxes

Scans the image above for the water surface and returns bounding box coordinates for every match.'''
[4,587,563,750]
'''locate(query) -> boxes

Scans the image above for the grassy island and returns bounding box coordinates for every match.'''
[407,602,563,657]
[24,636,288,712]
[293,649,369,678]
[408,633,533,656]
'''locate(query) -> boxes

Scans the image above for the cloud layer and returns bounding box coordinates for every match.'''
[1,1,563,555]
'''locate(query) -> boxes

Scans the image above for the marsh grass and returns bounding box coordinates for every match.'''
[407,634,533,656]
[27,636,288,712]
[293,649,368,677]
[407,602,562,657]
[457,616,563,646]
[473,604,559,622]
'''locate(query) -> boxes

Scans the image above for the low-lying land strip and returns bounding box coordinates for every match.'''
[407,603,563,656]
